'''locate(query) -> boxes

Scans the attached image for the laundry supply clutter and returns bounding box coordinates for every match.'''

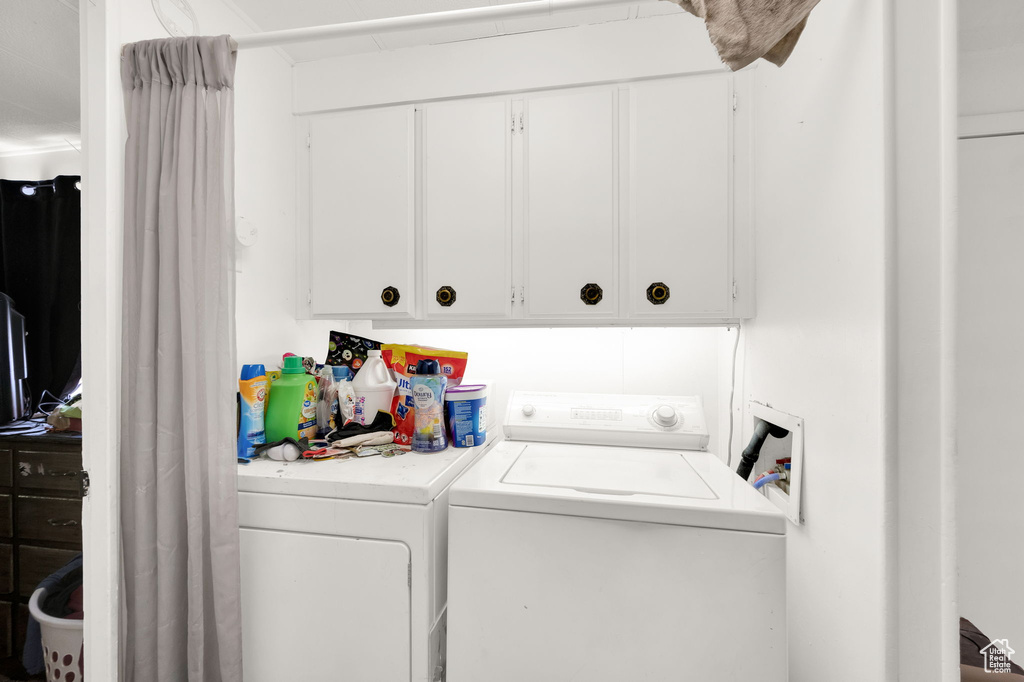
[237,331,483,462]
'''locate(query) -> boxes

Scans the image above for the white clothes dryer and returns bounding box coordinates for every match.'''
[237,439,493,682]
[446,391,787,682]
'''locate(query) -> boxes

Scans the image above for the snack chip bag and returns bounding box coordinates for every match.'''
[326,331,382,371]
[381,344,468,445]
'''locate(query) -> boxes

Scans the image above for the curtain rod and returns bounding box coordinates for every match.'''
[233,0,654,50]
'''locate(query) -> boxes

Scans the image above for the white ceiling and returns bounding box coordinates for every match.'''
[0,0,80,155]
[0,0,1012,156]
[228,0,682,63]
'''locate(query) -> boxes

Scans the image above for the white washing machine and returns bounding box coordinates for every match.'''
[237,439,494,682]
[446,391,787,682]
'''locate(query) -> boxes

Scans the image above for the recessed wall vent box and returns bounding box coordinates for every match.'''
[748,401,804,525]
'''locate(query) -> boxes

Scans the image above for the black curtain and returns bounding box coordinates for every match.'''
[0,176,81,410]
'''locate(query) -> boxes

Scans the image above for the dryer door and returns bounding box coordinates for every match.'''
[240,528,411,682]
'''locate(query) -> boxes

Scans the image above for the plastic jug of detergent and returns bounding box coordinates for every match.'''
[352,350,397,426]
[264,355,318,442]
[237,363,269,460]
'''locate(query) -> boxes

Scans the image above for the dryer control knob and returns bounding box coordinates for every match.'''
[522,404,536,417]
[653,405,678,427]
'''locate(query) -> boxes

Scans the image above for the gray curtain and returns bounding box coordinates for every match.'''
[120,36,241,682]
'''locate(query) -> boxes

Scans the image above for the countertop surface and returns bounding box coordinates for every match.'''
[236,438,496,505]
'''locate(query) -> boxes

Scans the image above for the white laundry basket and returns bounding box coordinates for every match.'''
[29,587,84,681]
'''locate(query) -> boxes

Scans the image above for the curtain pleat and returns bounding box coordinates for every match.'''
[120,35,241,682]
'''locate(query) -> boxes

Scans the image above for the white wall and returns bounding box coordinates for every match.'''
[293,14,723,114]
[236,14,740,455]
[957,11,1024,654]
[959,45,1024,117]
[336,322,731,454]
[957,135,1024,651]
[740,0,892,679]
[0,148,80,180]
[229,43,340,367]
[238,324,729,455]
[957,1,1024,646]
[894,0,960,675]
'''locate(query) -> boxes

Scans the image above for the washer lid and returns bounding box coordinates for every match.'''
[450,442,786,535]
[502,444,716,499]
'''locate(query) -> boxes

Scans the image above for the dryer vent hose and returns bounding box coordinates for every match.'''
[735,419,790,482]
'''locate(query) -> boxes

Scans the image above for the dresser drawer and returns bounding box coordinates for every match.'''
[0,448,11,488]
[0,495,10,538]
[16,603,28,657]
[16,449,82,493]
[19,546,79,596]
[16,497,81,545]
[0,544,11,595]
[0,601,10,658]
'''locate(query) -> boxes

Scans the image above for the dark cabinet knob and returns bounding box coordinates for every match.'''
[381,286,400,307]
[646,282,670,305]
[436,286,457,307]
[580,283,603,305]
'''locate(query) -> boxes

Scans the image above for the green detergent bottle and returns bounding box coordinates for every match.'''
[264,356,318,443]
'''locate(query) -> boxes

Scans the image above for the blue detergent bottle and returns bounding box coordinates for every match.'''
[237,364,268,460]
[410,359,448,453]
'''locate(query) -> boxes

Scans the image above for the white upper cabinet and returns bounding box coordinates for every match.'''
[299,73,751,326]
[306,106,415,318]
[522,87,619,319]
[422,98,512,320]
[625,76,732,319]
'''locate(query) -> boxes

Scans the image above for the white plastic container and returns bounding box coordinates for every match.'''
[352,349,397,426]
[30,587,83,681]
[445,383,488,448]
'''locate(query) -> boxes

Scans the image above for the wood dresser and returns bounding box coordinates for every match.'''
[0,432,82,674]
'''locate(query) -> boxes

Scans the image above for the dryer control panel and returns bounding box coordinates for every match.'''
[505,391,710,451]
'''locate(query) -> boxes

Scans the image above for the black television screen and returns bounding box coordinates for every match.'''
[0,293,29,425]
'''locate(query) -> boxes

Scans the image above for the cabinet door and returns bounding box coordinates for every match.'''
[308,106,415,318]
[626,76,732,318]
[240,528,411,682]
[423,98,512,319]
[523,88,618,319]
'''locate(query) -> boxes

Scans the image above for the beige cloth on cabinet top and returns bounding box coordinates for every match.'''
[662,0,821,70]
